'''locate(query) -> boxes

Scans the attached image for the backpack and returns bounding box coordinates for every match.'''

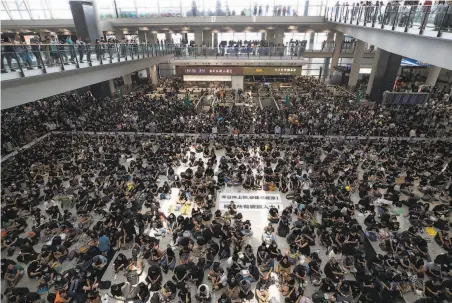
[99,281,112,289]
[111,283,124,297]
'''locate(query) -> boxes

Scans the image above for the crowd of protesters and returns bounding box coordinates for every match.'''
[2,76,451,157]
[1,127,452,303]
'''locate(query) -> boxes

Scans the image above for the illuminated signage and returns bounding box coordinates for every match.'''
[243,67,302,76]
[176,66,243,75]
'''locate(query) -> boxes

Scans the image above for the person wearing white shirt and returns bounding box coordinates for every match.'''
[195,284,211,302]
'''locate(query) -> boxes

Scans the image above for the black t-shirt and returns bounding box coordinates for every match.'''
[25,292,41,303]
[425,280,441,294]
[123,220,136,236]
[174,265,187,279]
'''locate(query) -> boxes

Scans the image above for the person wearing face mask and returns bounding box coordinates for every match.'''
[54,274,69,291]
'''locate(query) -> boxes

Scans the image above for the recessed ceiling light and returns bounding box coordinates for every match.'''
[203,27,211,30]
[267,26,274,30]
[288,26,297,30]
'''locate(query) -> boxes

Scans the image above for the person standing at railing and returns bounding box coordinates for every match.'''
[50,35,60,66]
[266,4,269,15]
[433,1,447,30]
[420,1,432,29]
[334,1,341,20]
[14,34,33,70]
[76,37,86,63]
[58,40,69,64]
[1,36,20,73]
[259,5,263,16]
[30,36,43,69]
[65,37,76,63]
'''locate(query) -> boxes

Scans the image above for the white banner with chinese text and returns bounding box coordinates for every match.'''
[218,192,283,211]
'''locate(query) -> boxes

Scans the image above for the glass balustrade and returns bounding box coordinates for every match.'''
[172,44,375,59]
[325,4,452,39]
[1,43,174,79]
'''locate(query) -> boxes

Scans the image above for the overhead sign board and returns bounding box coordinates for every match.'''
[243,67,302,76]
[176,66,243,75]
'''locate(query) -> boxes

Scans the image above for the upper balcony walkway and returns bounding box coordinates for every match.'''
[1,43,174,109]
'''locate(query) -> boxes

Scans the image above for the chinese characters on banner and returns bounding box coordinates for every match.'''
[218,192,283,211]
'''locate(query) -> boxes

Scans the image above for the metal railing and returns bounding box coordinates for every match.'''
[173,44,375,59]
[326,4,452,38]
[1,43,175,78]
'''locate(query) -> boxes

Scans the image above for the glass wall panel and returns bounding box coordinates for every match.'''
[116,0,137,18]
[98,0,116,18]
[135,0,159,17]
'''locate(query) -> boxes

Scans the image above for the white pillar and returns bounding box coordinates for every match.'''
[425,66,441,87]
[151,65,158,85]
[348,40,365,90]
[194,31,203,46]
[366,48,382,95]
[329,32,344,76]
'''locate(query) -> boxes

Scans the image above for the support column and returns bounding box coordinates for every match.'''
[213,33,218,47]
[268,29,284,46]
[329,32,344,76]
[261,32,266,41]
[108,79,116,96]
[69,0,102,42]
[202,30,212,47]
[145,67,151,83]
[323,57,330,80]
[366,48,382,95]
[123,73,133,92]
[425,66,441,87]
[138,31,146,44]
[114,30,123,40]
[147,33,157,43]
[369,49,402,102]
[165,32,172,44]
[151,65,158,85]
[308,32,315,50]
[348,40,365,90]
[194,31,203,46]
[326,32,335,42]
